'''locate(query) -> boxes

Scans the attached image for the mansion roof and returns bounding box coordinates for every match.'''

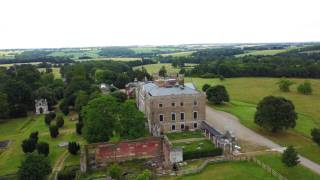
[142,82,200,97]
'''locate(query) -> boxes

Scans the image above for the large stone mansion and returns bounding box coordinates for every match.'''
[135,75,206,136]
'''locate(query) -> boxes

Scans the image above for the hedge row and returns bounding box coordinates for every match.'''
[183,148,223,160]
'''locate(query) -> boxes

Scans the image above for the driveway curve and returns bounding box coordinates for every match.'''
[205,106,320,174]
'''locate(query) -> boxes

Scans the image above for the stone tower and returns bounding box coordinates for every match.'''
[35,99,49,115]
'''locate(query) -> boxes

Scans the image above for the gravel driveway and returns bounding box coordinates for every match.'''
[205,105,320,174]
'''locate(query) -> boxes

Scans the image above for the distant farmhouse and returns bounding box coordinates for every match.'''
[135,74,206,136]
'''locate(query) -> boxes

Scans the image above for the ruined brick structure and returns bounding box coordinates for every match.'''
[81,137,172,172]
[135,75,206,136]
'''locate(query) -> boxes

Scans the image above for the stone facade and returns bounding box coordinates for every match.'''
[35,99,49,115]
[136,77,206,136]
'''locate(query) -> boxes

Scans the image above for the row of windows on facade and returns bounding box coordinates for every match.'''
[171,123,198,131]
[159,111,198,122]
[158,100,198,108]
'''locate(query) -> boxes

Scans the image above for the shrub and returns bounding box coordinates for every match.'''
[29,131,39,143]
[37,142,50,156]
[277,78,294,92]
[44,114,52,126]
[17,153,52,180]
[202,84,211,92]
[76,122,83,135]
[135,169,152,180]
[282,146,299,167]
[57,166,79,180]
[68,142,80,155]
[21,138,37,153]
[311,128,320,145]
[110,91,128,103]
[297,81,312,95]
[56,115,64,128]
[49,125,59,138]
[48,111,56,119]
[108,164,123,180]
[183,148,223,160]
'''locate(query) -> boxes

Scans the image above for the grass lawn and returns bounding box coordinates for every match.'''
[256,152,320,180]
[38,67,61,79]
[173,140,215,153]
[0,113,84,175]
[187,77,320,163]
[166,130,203,141]
[160,161,276,180]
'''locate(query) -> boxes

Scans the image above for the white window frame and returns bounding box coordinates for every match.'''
[193,111,198,120]
[171,112,176,121]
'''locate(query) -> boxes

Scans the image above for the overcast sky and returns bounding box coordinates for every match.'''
[0,0,320,49]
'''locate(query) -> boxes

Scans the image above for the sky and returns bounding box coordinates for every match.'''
[0,0,320,49]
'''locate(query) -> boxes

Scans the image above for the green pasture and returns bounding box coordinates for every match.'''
[161,51,194,57]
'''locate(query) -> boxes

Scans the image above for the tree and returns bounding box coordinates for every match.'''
[68,142,80,155]
[311,128,320,145]
[21,138,37,153]
[82,96,118,143]
[74,90,89,113]
[118,100,147,139]
[135,169,152,180]
[297,81,312,95]
[29,131,39,143]
[0,92,9,119]
[57,166,78,180]
[48,111,56,120]
[206,85,229,104]
[108,164,123,180]
[282,146,299,167]
[277,78,294,92]
[17,153,52,180]
[202,84,211,92]
[37,142,49,156]
[76,121,83,135]
[254,96,297,132]
[110,91,128,103]
[49,125,59,138]
[35,87,57,109]
[44,114,52,126]
[56,115,64,128]
[158,66,167,77]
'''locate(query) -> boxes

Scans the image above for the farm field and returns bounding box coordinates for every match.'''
[0,113,84,176]
[235,49,288,57]
[187,77,320,163]
[161,51,194,57]
[160,161,276,180]
[77,57,142,62]
[134,63,196,75]
[256,152,320,180]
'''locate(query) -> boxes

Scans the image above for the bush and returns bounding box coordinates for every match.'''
[49,125,59,138]
[206,85,229,104]
[135,169,152,180]
[108,164,123,180]
[282,146,299,167]
[56,115,64,128]
[57,166,79,180]
[17,153,52,180]
[37,142,49,156]
[21,138,37,153]
[277,78,294,92]
[311,128,320,145]
[76,122,83,135]
[48,111,56,119]
[183,148,223,160]
[68,142,80,155]
[110,91,128,103]
[44,114,52,126]
[297,81,312,95]
[202,84,211,92]
[29,131,39,143]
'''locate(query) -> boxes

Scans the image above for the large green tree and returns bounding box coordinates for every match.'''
[297,81,312,95]
[17,153,52,180]
[0,92,9,119]
[158,66,167,77]
[74,90,89,113]
[82,96,118,143]
[254,96,297,132]
[206,85,229,104]
[282,146,299,167]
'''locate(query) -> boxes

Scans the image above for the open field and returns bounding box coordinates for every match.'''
[134,63,197,75]
[160,161,276,180]
[0,113,84,175]
[236,49,288,57]
[188,77,320,163]
[38,67,61,79]
[256,152,320,180]
[161,51,194,57]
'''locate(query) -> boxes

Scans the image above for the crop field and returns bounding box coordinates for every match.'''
[160,161,276,180]
[235,49,289,57]
[188,77,320,163]
[161,51,194,57]
[130,47,181,54]
[0,113,84,175]
[77,57,142,62]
